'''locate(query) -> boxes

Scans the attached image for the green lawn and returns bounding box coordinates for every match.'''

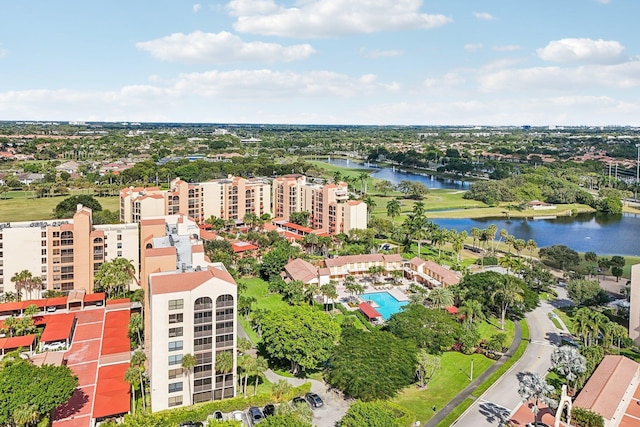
[393,352,494,424]
[0,194,119,222]
[435,319,530,427]
[476,317,515,344]
[553,307,575,335]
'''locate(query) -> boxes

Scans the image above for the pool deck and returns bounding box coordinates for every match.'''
[362,287,410,302]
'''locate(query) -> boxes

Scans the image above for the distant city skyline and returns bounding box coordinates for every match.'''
[1,0,639,126]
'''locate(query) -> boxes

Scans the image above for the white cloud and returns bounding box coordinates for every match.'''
[537,38,625,64]
[473,12,495,21]
[594,0,611,4]
[193,3,202,13]
[424,73,465,91]
[136,31,315,63]
[464,43,483,52]
[0,47,7,58]
[359,47,404,58]
[493,45,520,52]
[227,0,452,38]
[477,60,640,92]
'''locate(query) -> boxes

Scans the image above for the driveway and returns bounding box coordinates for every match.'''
[450,285,571,427]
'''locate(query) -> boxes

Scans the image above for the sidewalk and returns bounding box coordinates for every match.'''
[425,321,523,427]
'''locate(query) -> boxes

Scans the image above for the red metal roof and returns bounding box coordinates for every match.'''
[100,310,130,356]
[282,222,313,233]
[106,298,130,306]
[359,302,382,319]
[0,334,35,351]
[40,313,75,343]
[92,363,130,418]
[46,296,68,307]
[0,301,24,312]
[83,293,105,303]
[22,299,46,309]
[446,306,459,315]
[231,241,259,253]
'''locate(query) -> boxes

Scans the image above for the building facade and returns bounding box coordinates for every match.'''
[120,177,271,224]
[140,214,237,412]
[629,264,640,345]
[0,205,138,298]
[272,174,367,234]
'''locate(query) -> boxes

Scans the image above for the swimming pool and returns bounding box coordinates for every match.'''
[360,291,408,320]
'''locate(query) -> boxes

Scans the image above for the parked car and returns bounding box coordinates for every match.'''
[526,423,550,427]
[179,422,203,427]
[230,411,244,422]
[305,392,324,408]
[263,404,275,417]
[46,306,57,312]
[211,411,223,421]
[248,406,264,424]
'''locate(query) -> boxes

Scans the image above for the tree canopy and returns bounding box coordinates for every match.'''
[385,304,459,354]
[327,328,416,401]
[339,401,408,427]
[0,355,78,426]
[54,195,102,218]
[260,305,340,375]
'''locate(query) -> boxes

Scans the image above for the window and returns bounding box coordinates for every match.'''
[169,313,183,324]
[168,368,182,379]
[41,258,47,264]
[168,396,183,407]
[117,242,122,249]
[168,382,183,393]
[169,327,183,338]
[168,354,183,366]
[168,299,184,310]
[41,266,47,273]
[117,234,122,241]
[41,249,47,255]
[41,232,46,238]
[117,251,122,257]
[41,240,46,246]
[168,340,184,352]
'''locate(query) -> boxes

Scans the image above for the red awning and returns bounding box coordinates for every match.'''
[46,297,68,307]
[83,293,105,303]
[0,334,35,351]
[40,313,75,343]
[100,310,130,356]
[359,302,382,319]
[93,363,130,418]
[21,299,46,309]
[0,301,24,313]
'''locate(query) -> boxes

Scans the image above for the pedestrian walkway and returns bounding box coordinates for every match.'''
[425,321,523,427]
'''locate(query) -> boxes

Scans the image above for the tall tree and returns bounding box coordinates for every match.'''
[130,350,147,411]
[124,366,140,414]
[181,354,197,406]
[551,345,586,392]
[386,199,401,226]
[428,287,454,310]
[517,372,557,426]
[415,350,441,388]
[128,313,144,348]
[491,275,524,330]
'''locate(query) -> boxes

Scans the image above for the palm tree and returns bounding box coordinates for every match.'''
[413,227,428,258]
[431,228,448,261]
[128,313,144,348]
[320,281,338,312]
[386,199,401,226]
[304,283,319,306]
[550,346,586,393]
[130,350,147,411]
[181,353,197,406]
[526,239,538,258]
[470,227,481,252]
[238,355,254,398]
[363,195,376,221]
[11,270,33,301]
[574,308,593,345]
[517,371,556,426]
[499,254,519,274]
[486,224,498,254]
[504,235,515,255]
[451,230,467,263]
[333,171,343,184]
[124,366,140,414]
[428,287,454,309]
[513,239,527,258]
[237,337,252,355]
[12,403,39,427]
[252,356,269,396]
[460,299,485,325]
[271,379,292,403]
[491,276,524,330]
[357,171,370,196]
[498,229,508,249]
[1,316,17,337]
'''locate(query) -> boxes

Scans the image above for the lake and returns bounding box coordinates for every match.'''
[431,213,640,256]
[319,158,640,256]
[320,158,469,190]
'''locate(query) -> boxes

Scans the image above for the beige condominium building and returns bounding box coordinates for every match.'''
[120,176,271,224]
[272,174,367,234]
[629,264,640,345]
[140,214,237,411]
[0,204,138,298]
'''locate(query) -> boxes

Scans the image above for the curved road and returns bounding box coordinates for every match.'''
[451,286,571,427]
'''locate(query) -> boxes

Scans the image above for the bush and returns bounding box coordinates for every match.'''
[475,256,498,266]
[571,407,604,427]
[121,383,311,426]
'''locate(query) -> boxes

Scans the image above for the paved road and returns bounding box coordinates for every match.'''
[452,286,571,427]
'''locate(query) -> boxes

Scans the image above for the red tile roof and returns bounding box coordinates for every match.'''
[83,293,105,303]
[283,258,318,284]
[150,266,236,295]
[232,241,259,253]
[100,310,130,356]
[0,334,36,351]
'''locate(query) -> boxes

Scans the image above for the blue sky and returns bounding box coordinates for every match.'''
[1,0,639,126]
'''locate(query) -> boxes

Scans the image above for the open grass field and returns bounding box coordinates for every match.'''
[477,317,515,344]
[393,351,494,424]
[0,194,120,222]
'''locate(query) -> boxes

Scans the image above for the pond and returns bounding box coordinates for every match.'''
[320,158,469,190]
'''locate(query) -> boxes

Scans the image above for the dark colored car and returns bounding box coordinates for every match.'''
[248,406,265,424]
[305,392,324,408]
[263,404,276,417]
[179,422,203,427]
[212,411,223,421]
